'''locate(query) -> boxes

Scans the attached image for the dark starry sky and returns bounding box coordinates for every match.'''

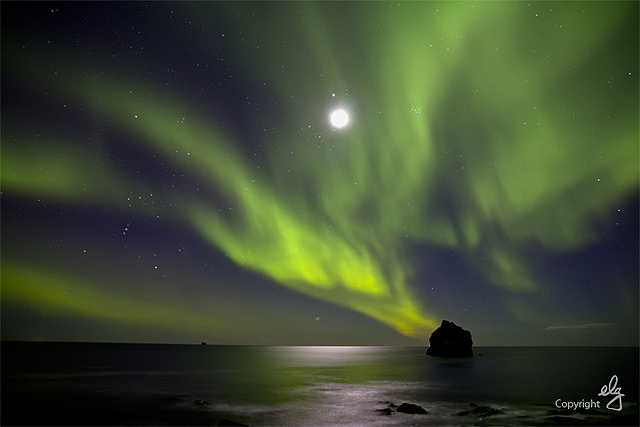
[1,1,638,345]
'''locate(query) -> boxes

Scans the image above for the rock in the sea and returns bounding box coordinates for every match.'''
[375,407,393,415]
[456,405,504,417]
[426,319,473,357]
[397,403,428,414]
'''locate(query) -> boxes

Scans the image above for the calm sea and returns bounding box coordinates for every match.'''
[2,342,638,426]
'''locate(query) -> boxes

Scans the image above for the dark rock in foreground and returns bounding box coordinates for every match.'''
[426,319,473,357]
[191,399,210,407]
[456,404,504,417]
[397,403,428,414]
[375,407,393,415]
[374,401,428,416]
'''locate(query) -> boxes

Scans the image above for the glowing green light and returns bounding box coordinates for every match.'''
[1,264,217,334]
[1,1,637,341]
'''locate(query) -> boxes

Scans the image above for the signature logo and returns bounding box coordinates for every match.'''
[598,375,625,411]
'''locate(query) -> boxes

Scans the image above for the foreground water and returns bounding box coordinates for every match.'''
[2,343,638,426]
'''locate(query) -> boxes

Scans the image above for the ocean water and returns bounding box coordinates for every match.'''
[2,343,638,426]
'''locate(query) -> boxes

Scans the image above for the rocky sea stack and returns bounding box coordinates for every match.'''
[426,320,473,357]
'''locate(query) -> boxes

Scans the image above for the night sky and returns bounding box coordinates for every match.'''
[2,1,638,346]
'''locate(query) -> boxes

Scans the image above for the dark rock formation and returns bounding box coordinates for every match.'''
[191,399,210,407]
[396,403,428,414]
[375,401,428,416]
[426,320,473,357]
[375,407,393,415]
[456,404,504,417]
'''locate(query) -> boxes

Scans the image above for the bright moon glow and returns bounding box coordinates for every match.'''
[330,109,349,128]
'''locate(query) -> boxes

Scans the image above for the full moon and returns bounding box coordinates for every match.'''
[330,109,349,128]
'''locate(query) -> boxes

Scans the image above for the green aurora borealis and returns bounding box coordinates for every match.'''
[2,2,638,345]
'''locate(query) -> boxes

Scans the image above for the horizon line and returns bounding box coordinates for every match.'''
[2,339,638,348]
